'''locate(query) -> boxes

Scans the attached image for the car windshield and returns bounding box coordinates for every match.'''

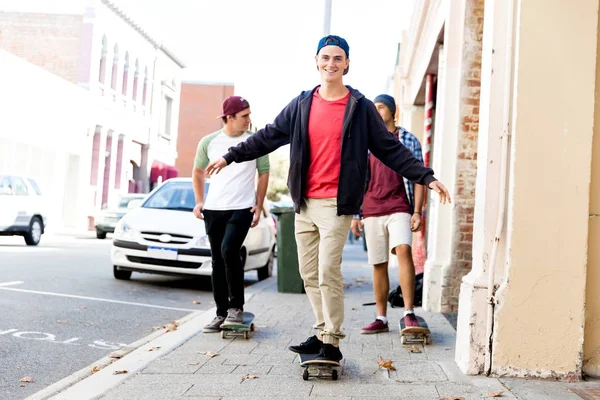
[143,181,208,212]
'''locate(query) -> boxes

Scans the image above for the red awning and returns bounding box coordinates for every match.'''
[150,161,178,183]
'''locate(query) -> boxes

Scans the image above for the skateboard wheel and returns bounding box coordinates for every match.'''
[244,331,249,339]
[400,336,406,345]
[221,331,226,339]
[250,323,255,332]
[424,336,430,345]
[332,369,338,380]
[303,368,309,381]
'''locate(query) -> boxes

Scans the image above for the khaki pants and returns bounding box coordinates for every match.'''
[295,198,352,345]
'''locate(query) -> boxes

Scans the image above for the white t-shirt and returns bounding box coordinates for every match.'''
[194,129,269,210]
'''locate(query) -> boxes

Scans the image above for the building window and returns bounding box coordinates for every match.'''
[122,52,129,96]
[111,44,119,90]
[99,36,107,83]
[132,59,139,101]
[162,95,173,138]
[142,66,148,106]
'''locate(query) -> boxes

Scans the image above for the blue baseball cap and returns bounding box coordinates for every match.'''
[316,35,350,58]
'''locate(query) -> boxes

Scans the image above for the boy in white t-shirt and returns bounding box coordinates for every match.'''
[192,96,270,333]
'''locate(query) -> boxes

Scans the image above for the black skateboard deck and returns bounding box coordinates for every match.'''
[299,352,341,381]
[399,314,431,345]
[220,312,255,339]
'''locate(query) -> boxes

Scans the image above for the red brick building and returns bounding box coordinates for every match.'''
[176,82,234,177]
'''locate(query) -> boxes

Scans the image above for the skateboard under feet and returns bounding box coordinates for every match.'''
[399,315,431,345]
[220,312,255,339]
[299,352,341,380]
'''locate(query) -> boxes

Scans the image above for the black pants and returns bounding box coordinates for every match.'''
[203,208,253,317]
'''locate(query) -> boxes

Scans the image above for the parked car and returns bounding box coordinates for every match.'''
[95,193,146,239]
[110,178,276,281]
[0,174,47,245]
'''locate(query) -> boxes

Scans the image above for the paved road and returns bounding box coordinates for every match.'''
[0,233,261,399]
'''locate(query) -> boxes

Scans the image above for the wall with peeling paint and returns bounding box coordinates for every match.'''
[491,0,598,378]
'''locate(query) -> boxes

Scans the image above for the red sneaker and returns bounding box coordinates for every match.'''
[360,319,389,334]
[403,313,420,328]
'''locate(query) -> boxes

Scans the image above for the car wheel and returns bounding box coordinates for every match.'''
[24,216,43,246]
[113,265,132,280]
[257,246,275,281]
[96,229,107,239]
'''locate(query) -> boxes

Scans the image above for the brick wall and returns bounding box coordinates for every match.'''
[441,0,484,312]
[176,83,235,177]
[0,13,83,82]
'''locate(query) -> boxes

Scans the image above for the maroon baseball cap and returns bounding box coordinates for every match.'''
[217,96,250,118]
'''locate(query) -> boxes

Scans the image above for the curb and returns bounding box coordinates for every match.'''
[26,276,277,400]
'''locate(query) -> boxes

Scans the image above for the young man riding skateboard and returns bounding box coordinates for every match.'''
[351,94,425,334]
[205,35,451,362]
[192,96,270,333]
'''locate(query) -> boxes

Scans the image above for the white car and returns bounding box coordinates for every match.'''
[0,174,47,245]
[95,193,146,239]
[110,178,276,281]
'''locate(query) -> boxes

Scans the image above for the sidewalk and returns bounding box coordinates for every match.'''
[50,242,598,399]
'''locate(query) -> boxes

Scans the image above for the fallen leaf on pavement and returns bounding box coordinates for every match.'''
[57,320,68,324]
[241,374,258,383]
[406,345,422,353]
[20,384,25,387]
[377,356,397,371]
[91,365,101,374]
[19,377,33,383]
[192,301,201,304]
[188,362,200,366]
[112,370,128,375]
[488,392,504,397]
[109,352,123,359]
[80,306,87,309]
[203,351,218,358]
[148,346,161,352]
[164,321,178,332]
[445,397,465,400]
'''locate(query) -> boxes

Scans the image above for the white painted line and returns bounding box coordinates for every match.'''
[0,281,24,287]
[25,309,208,400]
[45,309,216,400]
[0,287,197,312]
[26,277,278,400]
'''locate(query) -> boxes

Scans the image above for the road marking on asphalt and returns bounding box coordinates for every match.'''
[0,281,24,287]
[0,329,126,349]
[0,287,198,312]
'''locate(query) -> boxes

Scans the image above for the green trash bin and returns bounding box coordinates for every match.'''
[271,206,305,294]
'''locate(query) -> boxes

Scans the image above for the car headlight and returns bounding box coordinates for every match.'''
[113,222,136,241]
[194,235,209,248]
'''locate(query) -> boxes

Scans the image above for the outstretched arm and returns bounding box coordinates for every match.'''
[206,98,298,176]
[366,103,451,204]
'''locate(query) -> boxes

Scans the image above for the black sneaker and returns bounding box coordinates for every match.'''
[315,343,343,363]
[288,335,322,354]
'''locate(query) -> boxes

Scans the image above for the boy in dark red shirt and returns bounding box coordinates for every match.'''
[351,95,425,334]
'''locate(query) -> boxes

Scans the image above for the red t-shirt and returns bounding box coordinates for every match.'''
[361,131,411,218]
[305,89,350,198]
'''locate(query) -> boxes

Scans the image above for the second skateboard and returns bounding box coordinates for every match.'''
[399,315,431,345]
